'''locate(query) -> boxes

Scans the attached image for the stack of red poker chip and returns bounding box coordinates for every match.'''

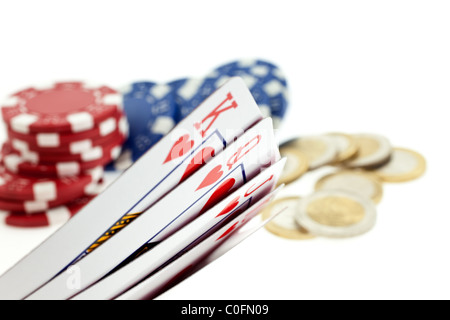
[0,81,129,227]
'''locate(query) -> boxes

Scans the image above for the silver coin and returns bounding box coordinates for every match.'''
[344,133,392,168]
[261,196,315,240]
[295,189,377,238]
[277,147,309,185]
[326,132,358,163]
[371,147,426,182]
[315,170,383,203]
[283,135,338,170]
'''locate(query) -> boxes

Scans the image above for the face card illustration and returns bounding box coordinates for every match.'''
[116,188,286,300]
[0,77,263,300]
[72,159,286,300]
[27,118,279,300]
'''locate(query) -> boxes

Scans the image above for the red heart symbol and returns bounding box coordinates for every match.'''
[216,221,239,241]
[164,134,194,164]
[198,178,235,215]
[179,147,215,183]
[216,196,240,218]
[196,164,223,191]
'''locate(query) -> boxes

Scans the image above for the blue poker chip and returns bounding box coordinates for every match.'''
[166,78,188,122]
[213,59,289,128]
[169,76,223,123]
[105,82,177,171]
[106,59,289,171]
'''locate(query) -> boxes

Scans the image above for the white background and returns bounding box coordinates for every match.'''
[0,0,449,300]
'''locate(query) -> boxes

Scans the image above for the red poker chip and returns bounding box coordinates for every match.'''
[9,128,127,162]
[1,82,123,134]
[0,164,103,201]
[1,195,96,228]
[0,178,105,213]
[6,112,127,149]
[2,140,122,177]
[8,116,128,155]
[11,136,121,163]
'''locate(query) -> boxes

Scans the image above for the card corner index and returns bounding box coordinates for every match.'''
[219,76,262,111]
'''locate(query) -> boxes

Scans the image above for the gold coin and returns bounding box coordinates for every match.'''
[355,136,379,158]
[344,133,392,168]
[326,132,358,164]
[315,170,383,204]
[370,147,426,183]
[283,135,337,169]
[306,196,365,227]
[295,190,377,238]
[278,147,309,186]
[261,197,315,240]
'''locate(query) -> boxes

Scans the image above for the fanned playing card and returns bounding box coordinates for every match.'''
[0,77,285,300]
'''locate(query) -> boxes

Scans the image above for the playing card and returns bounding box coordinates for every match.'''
[27,118,279,300]
[0,77,263,300]
[72,159,286,300]
[116,189,286,300]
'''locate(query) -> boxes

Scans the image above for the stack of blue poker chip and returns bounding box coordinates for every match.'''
[105,81,177,171]
[168,76,223,123]
[212,59,289,129]
[107,59,289,171]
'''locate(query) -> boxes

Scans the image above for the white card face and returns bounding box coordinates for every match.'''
[72,159,286,300]
[27,118,279,300]
[116,188,286,301]
[0,77,263,300]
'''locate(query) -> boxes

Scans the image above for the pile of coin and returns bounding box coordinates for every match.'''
[262,132,426,240]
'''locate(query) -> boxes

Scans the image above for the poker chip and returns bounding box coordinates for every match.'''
[0,81,129,227]
[9,117,128,155]
[212,59,289,128]
[1,82,123,134]
[0,165,103,201]
[1,141,122,177]
[6,113,127,149]
[169,59,289,127]
[107,59,289,172]
[12,135,124,163]
[0,195,96,228]
[120,82,177,163]
[104,150,133,172]
[0,177,104,213]
[169,77,222,123]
